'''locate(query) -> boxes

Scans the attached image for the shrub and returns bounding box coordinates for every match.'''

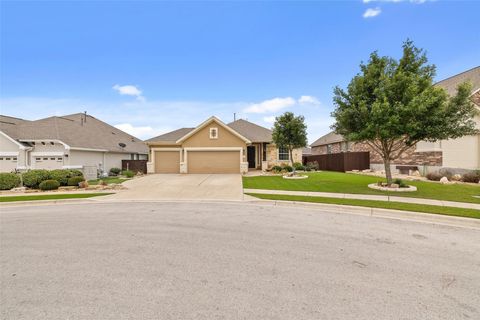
[22,169,50,189]
[271,165,282,173]
[425,172,442,181]
[109,167,121,175]
[282,165,293,172]
[306,161,319,171]
[68,169,84,177]
[0,173,21,190]
[293,162,305,171]
[39,179,60,191]
[48,169,71,186]
[122,170,135,178]
[393,178,408,188]
[67,176,85,186]
[461,170,480,183]
[438,168,453,180]
[79,180,89,188]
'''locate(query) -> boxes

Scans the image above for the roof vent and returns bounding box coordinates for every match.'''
[118,143,126,148]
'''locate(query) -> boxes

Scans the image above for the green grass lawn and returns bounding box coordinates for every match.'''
[88,177,130,185]
[243,171,480,204]
[0,193,113,202]
[247,193,480,219]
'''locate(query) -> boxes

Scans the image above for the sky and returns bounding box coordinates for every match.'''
[1,0,479,143]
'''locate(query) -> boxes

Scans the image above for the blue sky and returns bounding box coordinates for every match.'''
[1,0,479,143]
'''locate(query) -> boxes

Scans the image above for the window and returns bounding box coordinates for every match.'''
[43,157,48,160]
[5,158,11,160]
[209,127,218,139]
[57,157,63,162]
[327,144,332,154]
[278,147,289,160]
[36,157,42,161]
[0,158,3,160]
[50,157,56,160]
[12,157,17,161]
[262,143,267,161]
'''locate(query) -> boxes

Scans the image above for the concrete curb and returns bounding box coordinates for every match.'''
[243,188,480,210]
[1,197,479,230]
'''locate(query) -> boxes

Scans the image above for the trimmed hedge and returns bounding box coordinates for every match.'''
[122,170,135,178]
[39,179,60,191]
[0,173,21,190]
[22,170,50,189]
[49,169,71,186]
[462,171,480,183]
[67,176,85,187]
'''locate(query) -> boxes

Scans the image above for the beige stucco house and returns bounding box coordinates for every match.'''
[145,116,302,174]
[0,113,148,177]
[310,66,480,174]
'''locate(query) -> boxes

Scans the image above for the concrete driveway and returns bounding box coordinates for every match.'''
[2,202,479,320]
[104,174,243,201]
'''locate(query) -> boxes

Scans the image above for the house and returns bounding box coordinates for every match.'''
[311,66,480,174]
[0,113,148,177]
[145,116,302,174]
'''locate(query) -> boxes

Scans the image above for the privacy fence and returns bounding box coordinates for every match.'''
[302,152,370,172]
[122,160,148,174]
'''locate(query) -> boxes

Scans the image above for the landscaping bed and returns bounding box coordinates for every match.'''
[243,171,480,204]
[0,193,113,202]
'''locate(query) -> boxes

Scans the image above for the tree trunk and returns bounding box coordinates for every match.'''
[384,158,393,186]
[289,148,295,174]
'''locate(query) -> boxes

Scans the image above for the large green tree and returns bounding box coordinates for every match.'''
[332,40,478,185]
[272,112,308,171]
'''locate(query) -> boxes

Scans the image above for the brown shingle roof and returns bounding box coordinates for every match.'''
[310,131,345,147]
[145,127,194,144]
[227,119,272,143]
[0,113,148,154]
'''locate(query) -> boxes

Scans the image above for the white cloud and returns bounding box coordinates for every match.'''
[298,95,321,106]
[363,7,382,18]
[114,123,165,139]
[243,97,296,114]
[113,84,145,101]
[263,116,276,124]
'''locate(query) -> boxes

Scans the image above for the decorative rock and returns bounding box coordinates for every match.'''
[451,174,462,181]
[411,170,421,176]
[11,187,27,193]
[390,183,399,189]
[282,175,308,180]
[362,169,372,173]
[440,176,449,184]
[368,183,417,192]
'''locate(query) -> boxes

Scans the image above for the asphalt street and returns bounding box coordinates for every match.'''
[1,202,479,320]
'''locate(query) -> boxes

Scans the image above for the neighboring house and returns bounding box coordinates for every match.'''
[145,116,302,174]
[311,66,480,174]
[302,147,312,156]
[0,113,148,177]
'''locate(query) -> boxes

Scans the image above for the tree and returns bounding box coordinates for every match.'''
[272,112,308,171]
[332,40,478,185]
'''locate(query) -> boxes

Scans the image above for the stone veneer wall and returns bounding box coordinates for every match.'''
[265,144,303,168]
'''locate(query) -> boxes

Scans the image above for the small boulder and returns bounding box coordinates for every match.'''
[390,183,400,189]
[362,169,372,173]
[411,170,421,177]
[440,176,449,184]
[451,174,462,181]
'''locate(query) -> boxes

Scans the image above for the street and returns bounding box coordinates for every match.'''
[1,202,479,320]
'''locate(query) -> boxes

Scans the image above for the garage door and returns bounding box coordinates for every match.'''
[34,156,63,170]
[187,151,240,174]
[154,151,180,173]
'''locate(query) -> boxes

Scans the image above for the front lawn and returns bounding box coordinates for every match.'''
[247,193,480,219]
[243,171,480,204]
[0,193,113,202]
[88,177,130,185]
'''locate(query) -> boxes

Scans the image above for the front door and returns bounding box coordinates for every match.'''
[247,146,256,168]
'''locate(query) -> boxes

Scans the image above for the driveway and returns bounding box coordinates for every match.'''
[1,202,479,320]
[104,174,243,201]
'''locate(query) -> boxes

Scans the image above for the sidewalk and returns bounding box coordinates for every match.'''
[243,188,480,210]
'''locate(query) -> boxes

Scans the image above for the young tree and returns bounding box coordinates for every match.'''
[272,112,308,172]
[332,40,478,185]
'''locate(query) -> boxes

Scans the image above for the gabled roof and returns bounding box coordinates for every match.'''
[227,119,273,143]
[310,132,345,147]
[0,113,148,154]
[145,128,194,144]
[435,66,480,98]
[176,116,251,144]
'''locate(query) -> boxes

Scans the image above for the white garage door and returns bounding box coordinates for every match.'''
[34,156,63,170]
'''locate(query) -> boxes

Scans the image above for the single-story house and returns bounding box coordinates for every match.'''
[145,116,302,174]
[0,112,148,178]
[310,66,480,174]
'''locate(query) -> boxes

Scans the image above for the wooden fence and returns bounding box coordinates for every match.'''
[122,160,147,174]
[302,152,370,172]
